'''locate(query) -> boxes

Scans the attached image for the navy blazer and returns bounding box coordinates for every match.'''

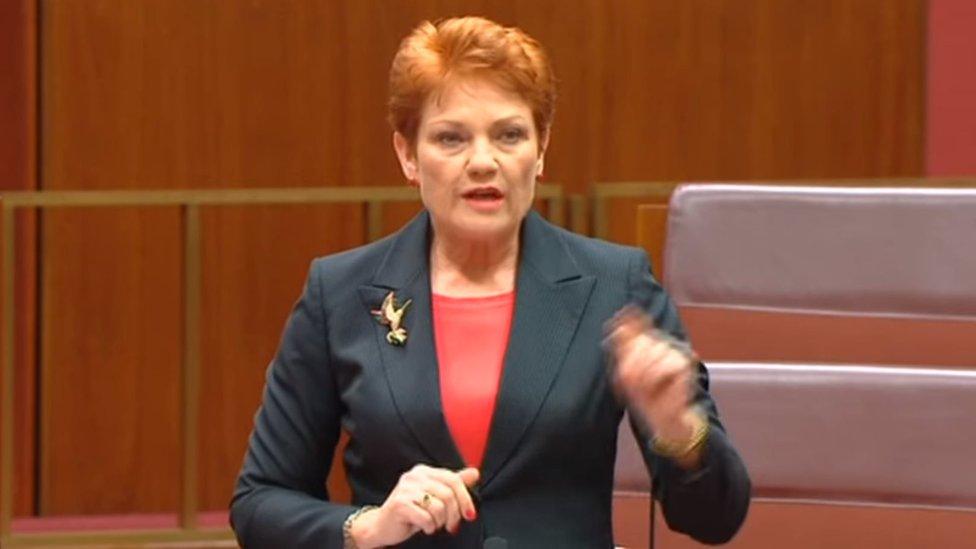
[231,210,750,548]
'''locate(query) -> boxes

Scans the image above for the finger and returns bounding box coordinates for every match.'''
[605,308,647,345]
[433,469,474,531]
[458,467,481,521]
[639,336,673,366]
[604,307,641,343]
[406,467,461,530]
[392,467,442,534]
[458,467,480,487]
[615,337,670,388]
[607,308,699,368]
[392,495,437,535]
[419,483,459,531]
[426,468,476,524]
[457,467,481,517]
[648,328,698,363]
[641,354,693,402]
[420,491,449,530]
[605,327,646,367]
[609,304,650,329]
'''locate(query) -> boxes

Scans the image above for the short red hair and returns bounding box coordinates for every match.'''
[388,16,556,147]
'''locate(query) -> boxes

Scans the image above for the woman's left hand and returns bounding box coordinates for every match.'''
[605,306,703,468]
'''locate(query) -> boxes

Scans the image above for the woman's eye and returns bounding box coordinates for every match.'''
[498,127,527,144]
[435,132,464,147]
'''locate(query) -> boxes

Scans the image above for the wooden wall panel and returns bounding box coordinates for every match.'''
[635,203,669,281]
[591,0,926,243]
[39,208,184,514]
[0,0,36,518]
[7,211,37,518]
[40,0,368,514]
[379,202,426,240]
[39,0,927,515]
[198,204,364,510]
[589,0,926,244]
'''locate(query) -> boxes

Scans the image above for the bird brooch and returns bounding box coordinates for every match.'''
[370,291,412,346]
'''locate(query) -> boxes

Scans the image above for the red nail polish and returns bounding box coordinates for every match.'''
[465,509,477,520]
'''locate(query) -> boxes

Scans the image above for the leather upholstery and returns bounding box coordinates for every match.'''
[613,184,976,547]
[664,185,976,319]
[614,362,976,546]
[708,362,976,508]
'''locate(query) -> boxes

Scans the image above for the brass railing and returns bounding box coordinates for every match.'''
[0,184,564,546]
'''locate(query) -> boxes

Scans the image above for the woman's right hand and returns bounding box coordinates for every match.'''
[349,465,480,548]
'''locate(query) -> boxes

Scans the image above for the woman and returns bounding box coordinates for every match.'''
[231,16,749,548]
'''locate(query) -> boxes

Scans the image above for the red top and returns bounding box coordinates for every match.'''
[432,291,515,468]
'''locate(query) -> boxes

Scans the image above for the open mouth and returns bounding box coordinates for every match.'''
[462,187,504,201]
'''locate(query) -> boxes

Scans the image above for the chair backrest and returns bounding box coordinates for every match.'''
[648,362,976,549]
[709,362,976,508]
[663,184,976,365]
[615,361,976,548]
[614,185,976,547]
[612,413,654,548]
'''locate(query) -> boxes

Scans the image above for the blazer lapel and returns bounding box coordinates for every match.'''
[358,211,465,470]
[480,211,596,487]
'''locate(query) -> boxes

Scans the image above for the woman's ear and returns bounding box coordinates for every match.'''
[393,132,418,185]
[536,132,550,177]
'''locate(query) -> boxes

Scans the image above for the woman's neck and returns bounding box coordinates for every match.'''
[429,225,519,297]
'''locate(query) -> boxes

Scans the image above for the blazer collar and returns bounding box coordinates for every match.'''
[360,211,463,467]
[360,210,596,485]
[369,209,431,290]
[480,211,595,487]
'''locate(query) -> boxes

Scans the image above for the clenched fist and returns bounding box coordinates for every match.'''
[605,306,705,469]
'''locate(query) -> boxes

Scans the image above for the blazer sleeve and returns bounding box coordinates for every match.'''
[626,250,751,545]
[230,259,356,548]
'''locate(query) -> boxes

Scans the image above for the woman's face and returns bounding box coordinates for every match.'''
[394,78,546,243]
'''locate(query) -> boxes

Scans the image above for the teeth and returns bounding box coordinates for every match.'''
[468,189,500,198]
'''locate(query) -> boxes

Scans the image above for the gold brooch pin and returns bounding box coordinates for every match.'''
[370,291,412,346]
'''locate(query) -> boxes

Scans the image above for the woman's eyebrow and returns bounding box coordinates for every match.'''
[425,118,466,129]
[491,115,529,126]
[424,114,528,128]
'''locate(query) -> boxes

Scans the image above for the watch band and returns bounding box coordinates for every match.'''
[342,505,379,549]
[651,409,709,459]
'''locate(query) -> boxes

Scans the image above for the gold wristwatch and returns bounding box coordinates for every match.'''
[342,505,378,549]
[651,409,709,459]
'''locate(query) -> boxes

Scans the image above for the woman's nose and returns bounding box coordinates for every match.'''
[466,138,498,177]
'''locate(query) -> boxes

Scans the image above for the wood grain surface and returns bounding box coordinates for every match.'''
[0,0,37,519]
[37,0,926,514]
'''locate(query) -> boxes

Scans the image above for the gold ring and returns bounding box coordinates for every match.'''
[416,492,433,509]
